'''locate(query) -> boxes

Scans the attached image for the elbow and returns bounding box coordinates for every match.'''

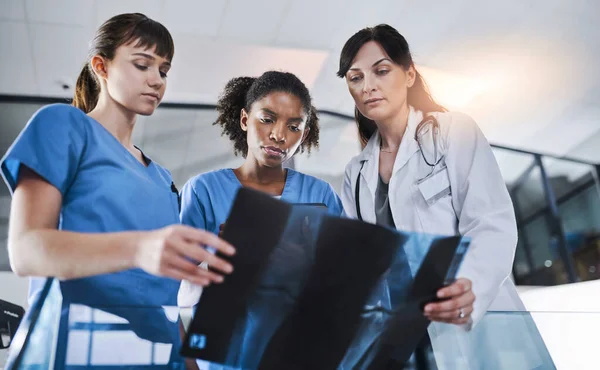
[7,232,41,278]
[8,243,32,277]
[7,228,35,277]
[9,231,74,280]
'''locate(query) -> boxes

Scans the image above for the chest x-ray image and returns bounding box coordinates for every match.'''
[181,188,469,369]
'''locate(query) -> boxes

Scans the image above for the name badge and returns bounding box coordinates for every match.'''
[417,168,451,205]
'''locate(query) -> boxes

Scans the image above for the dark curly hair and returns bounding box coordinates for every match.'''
[214,71,320,157]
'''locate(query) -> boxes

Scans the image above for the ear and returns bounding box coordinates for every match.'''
[90,54,108,81]
[240,108,249,132]
[406,64,416,88]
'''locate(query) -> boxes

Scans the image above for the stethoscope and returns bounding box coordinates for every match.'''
[354,116,444,221]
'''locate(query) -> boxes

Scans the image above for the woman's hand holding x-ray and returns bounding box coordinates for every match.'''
[423,278,475,325]
[135,225,235,286]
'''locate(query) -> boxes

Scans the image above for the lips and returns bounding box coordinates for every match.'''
[143,93,160,101]
[364,98,383,104]
[262,146,285,157]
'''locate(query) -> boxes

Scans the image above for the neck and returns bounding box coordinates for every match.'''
[376,104,410,151]
[88,92,137,147]
[237,155,287,184]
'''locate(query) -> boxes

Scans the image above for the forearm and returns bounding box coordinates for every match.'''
[9,229,141,279]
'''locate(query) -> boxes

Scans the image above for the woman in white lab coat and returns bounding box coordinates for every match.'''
[336,24,552,369]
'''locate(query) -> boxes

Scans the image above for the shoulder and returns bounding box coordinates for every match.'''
[429,111,477,129]
[183,168,233,194]
[31,103,88,125]
[289,169,332,191]
[427,111,482,148]
[189,168,232,185]
[289,170,340,200]
[26,104,90,138]
[290,169,343,214]
[423,111,493,161]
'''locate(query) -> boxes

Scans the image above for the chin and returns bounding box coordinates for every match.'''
[365,103,402,122]
[134,105,158,116]
[264,159,284,168]
[258,155,284,168]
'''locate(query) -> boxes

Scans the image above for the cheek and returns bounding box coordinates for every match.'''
[388,75,406,95]
[390,82,407,102]
[245,124,262,145]
[108,68,138,99]
[288,135,304,150]
[348,85,362,102]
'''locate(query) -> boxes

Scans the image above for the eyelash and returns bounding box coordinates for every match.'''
[134,64,168,78]
[349,69,390,82]
[260,118,300,132]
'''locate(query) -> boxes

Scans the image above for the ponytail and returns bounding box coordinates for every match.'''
[299,105,319,154]
[72,64,99,113]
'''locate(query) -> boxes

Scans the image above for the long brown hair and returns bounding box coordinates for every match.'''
[337,24,447,147]
[73,13,174,113]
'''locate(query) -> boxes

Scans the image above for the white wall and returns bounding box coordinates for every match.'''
[517,281,600,370]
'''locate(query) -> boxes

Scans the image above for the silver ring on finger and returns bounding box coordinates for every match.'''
[458,308,465,319]
[199,261,209,270]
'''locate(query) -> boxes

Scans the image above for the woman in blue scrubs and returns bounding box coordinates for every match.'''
[1,13,234,366]
[178,71,343,369]
[177,71,342,242]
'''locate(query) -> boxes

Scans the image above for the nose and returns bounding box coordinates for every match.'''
[269,122,286,143]
[147,68,164,89]
[362,74,376,94]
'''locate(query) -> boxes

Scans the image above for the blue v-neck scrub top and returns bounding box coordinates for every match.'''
[179,168,344,234]
[1,104,181,308]
[179,169,343,369]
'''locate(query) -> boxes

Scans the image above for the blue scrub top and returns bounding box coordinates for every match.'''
[180,169,342,369]
[180,168,343,234]
[1,104,181,308]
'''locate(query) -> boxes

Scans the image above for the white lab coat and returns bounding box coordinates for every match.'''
[341,107,551,369]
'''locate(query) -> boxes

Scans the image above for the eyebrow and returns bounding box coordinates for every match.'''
[261,108,304,124]
[348,58,392,72]
[132,52,171,67]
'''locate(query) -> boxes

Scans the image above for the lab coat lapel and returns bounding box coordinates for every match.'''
[356,132,380,223]
[392,107,422,176]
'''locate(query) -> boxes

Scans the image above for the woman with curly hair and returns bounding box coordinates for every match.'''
[177,70,343,369]
[177,70,342,238]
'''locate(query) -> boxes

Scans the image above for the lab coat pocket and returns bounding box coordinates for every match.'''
[417,167,451,206]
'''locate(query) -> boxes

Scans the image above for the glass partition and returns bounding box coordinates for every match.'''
[10,278,600,370]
